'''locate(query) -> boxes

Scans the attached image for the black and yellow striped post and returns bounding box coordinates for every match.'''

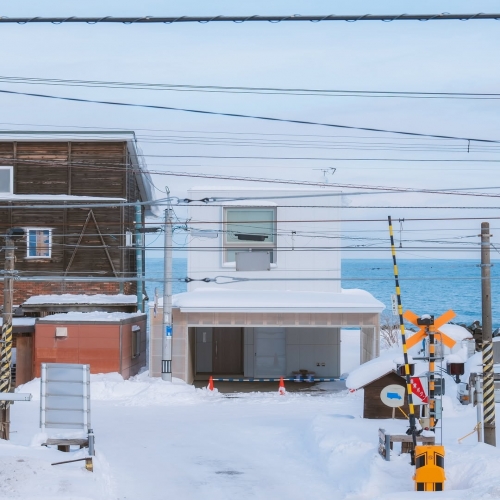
[388,216,418,463]
[481,222,496,446]
[428,325,436,430]
[0,233,15,440]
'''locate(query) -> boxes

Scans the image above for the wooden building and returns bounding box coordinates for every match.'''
[358,370,410,419]
[0,131,159,307]
[0,132,157,385]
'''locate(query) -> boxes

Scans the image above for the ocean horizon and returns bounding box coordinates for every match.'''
[143,257,500,328]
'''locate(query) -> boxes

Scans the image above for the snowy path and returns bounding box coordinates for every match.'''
[6,375,500,499]
[95,397,341,500]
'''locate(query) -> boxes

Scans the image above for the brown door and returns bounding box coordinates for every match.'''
[15,336,33,387]
[213,328,243,374]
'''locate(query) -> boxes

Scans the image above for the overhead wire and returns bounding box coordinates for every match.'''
[2,75,500,100]
[0,88,499,144]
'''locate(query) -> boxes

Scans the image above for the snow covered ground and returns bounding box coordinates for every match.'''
[2,331,500,499]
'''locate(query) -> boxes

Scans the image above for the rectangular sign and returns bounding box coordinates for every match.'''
[391,294,398,316]
[40,363,90,430]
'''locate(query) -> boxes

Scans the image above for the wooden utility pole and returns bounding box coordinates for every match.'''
[0,233,15,440]
[481,222,496,446]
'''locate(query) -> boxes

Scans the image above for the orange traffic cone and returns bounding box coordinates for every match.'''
[278,377,286,395]
[207,376,214,391]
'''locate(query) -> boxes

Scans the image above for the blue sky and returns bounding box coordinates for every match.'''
[1,1,499,258]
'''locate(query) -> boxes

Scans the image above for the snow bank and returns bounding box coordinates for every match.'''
[440,323,473,342]
[18,372,221,406]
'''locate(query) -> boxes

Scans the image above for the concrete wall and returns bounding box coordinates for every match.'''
[186,187,341,293]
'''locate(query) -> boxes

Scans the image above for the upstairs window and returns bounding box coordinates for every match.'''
[223,207,276,263]
[26,229,52,258]
[0,166,13,195]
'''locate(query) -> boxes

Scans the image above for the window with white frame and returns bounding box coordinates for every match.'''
[223,207,276,263]
[26,229,52,258]
[0,166,13,195]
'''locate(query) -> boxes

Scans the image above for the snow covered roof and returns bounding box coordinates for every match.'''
[0,194,125,202]
[168,287,385,313]
[0,317,36,327]
[38,311,146,323]
[23,294,137,306]
[346,349,402,390]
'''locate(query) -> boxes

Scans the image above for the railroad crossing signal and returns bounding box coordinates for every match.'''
[403,310,457,349]
[414,445,446,491]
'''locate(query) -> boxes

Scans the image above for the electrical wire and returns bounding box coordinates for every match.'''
[2,75,500,100]
[0,88,498,144]
[0,14,499,24]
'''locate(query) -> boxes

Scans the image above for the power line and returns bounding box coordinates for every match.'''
[0,88,498,144]
[1,75,500,100]
[2,155,500,199]
[0,14,499,24]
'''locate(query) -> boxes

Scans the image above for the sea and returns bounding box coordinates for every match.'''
[144,258,500,328]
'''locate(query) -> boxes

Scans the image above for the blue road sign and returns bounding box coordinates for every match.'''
[387,392,402,400]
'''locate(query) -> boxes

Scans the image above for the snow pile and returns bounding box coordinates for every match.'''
[440,323,473,342]
[18,372,221,406]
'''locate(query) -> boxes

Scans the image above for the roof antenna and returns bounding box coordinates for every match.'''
[313,167,336,184]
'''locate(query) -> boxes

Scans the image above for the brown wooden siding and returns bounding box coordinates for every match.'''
[0,140,143,302]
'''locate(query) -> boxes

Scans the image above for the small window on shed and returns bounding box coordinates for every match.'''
[0,166,13,195]
[26,229,52,258]
[132,326,141,358]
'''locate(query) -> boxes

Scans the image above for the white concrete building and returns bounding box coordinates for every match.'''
[149,187,384,383]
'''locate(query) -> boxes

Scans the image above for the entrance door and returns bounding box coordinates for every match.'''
[255,328,286,377]
[213,328,243,374]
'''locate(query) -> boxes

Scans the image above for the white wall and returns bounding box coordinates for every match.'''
[187,187,341,293]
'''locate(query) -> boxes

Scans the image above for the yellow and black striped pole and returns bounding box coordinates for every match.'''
[0,234,15,440]
[481,222,496,445]
[428,326,436,430]
[389,216,418,462]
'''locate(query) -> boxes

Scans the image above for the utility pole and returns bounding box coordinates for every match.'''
[161,191,173,381]
[481,222,496,446]
[0,229,23,440]
[135,203,143,313]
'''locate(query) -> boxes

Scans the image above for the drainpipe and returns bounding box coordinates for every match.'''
[135,203,143,312]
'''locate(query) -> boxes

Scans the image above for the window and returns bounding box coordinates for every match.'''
[26,229,52,258]
[223,207,276,263]
[132,326,141,358]
[0,166,13,195]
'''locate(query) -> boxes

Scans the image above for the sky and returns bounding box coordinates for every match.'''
[0,0,499,259]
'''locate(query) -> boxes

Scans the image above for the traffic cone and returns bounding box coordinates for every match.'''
[207,376,214,391]
[278,377,286,395]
